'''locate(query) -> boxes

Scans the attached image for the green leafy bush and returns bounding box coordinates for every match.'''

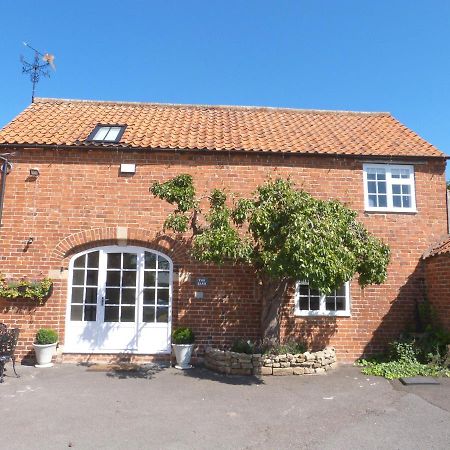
[263,340,307,355]
[231,339,256,354]
[172,327,195,345]
[357,340,450,380]
[35,328,58,345]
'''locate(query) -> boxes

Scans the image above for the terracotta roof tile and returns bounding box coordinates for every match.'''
[422,235,450,259]
[0,98,444,158]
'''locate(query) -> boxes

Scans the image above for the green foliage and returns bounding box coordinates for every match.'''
[0,276,53,305]
[172,327,195,344]
[150,174,197,213]
[35,328,58,345]
[230,339,256,354]
[263,340,307,355]
[151,175,390,295]
[357,339,450,380]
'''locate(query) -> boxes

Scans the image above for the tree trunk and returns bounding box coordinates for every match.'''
[260,277,289,344]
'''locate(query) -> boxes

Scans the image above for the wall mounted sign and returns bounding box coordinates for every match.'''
[196,278,208,287]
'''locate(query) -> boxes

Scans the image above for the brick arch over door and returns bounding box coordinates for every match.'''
[50,227,189,266]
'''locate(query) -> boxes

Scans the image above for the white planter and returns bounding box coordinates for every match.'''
[172,343,194,369]
[33,342,57,368]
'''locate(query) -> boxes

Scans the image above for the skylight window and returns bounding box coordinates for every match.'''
[88,124,126,143]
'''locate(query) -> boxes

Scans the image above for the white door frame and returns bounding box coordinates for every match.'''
[64,245,173,354]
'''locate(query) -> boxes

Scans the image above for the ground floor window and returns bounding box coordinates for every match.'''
[294,281,350,317]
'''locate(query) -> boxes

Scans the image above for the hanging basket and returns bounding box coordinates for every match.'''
[0,276,53,305]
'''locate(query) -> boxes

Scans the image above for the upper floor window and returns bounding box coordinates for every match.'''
[87,124,126,143]
[294,281,350,317]
[363,164,416,212]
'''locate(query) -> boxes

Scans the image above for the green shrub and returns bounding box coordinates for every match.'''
[357,339,450,380]
[172,327,195,344]
[263,340,307,355]
[231,339,256,354]
[35,328,58,345]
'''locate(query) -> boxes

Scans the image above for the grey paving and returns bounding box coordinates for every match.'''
[0,363,449,450]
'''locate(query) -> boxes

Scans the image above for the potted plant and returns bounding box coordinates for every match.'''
[33,328,58,368]
[172,327,195,369]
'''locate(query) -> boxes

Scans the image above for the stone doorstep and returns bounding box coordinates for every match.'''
[399,377,440,385]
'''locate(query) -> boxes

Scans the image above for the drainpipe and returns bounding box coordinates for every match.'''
[0,156,12,228]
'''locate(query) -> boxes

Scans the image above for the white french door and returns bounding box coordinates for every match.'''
[64,246,172,354]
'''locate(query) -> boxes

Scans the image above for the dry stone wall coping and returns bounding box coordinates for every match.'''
[205,346,337,376]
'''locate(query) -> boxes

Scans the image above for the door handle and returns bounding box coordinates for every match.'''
[101,297,105,306]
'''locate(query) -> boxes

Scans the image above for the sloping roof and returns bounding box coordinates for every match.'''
[0,98,444,158]
[422,235,450,259]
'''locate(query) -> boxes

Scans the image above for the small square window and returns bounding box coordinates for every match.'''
[295,281,350,317]
[87,124,126,143]
[363,164,416,212]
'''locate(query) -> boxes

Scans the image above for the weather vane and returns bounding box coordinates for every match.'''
[21,42,55,103]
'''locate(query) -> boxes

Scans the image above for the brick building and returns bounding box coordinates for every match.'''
[423,236,450,332]
[0,98,447,363]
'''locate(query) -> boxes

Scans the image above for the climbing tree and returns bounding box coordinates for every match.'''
[151,175,390,341]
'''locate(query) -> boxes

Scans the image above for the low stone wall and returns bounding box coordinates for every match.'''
[205,346,337,376]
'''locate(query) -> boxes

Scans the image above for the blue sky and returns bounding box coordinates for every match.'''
[1,1,449,171]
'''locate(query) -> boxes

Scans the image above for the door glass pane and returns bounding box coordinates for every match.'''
[123,253,137,270]
[145,252,157,269]
[157,289,169,305]
[85,287,97,303]
[122,271,136,287]
[71,287,84,303]
[71,305,82,321]
[157,272,170,288]
[106,271,121,286]
[143,306,155,322]
[72,270,85,286]
[105,288,120,304]
[104,306,119,322]
[84,305,97,321]
[74,255,85,268]
[144,271,156,287]
[86,270,98,286]
[122,288,136,304]
[144,288,156,305]
[156,307,169,323]
[107,253,121,269]
[158,256,170,270]
[121,306,135,322]
[87,251,99,268]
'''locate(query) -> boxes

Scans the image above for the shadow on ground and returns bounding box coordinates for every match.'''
[179,365,264,386]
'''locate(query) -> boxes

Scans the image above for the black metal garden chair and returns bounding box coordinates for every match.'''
[0,325,20,383]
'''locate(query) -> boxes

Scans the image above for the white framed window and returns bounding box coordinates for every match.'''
[294,281,350,317]
[363,164,416,212]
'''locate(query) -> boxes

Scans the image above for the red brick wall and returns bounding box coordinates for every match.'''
[0,148,447,362]
[424,254,450,332]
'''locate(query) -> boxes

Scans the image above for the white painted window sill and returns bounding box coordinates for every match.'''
[294,311,351,318]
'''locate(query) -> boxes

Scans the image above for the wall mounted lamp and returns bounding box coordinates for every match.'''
[29,168,40,177]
